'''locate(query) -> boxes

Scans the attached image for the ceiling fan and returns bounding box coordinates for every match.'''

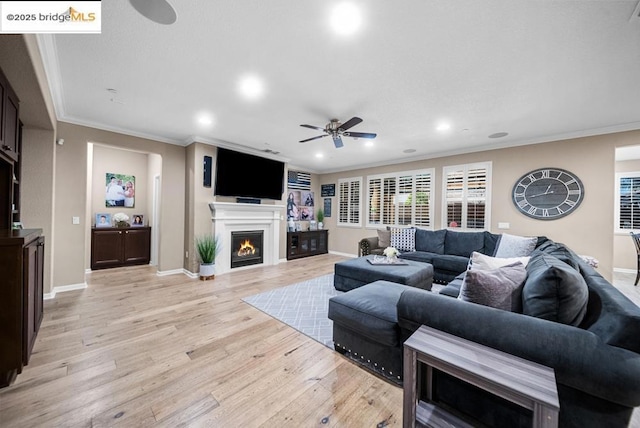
[299,117,377,148]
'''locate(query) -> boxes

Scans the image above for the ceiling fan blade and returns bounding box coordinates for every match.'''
[339,117,363,131]
[299,134,328,143]
[300,124,325,131]
[344,132,377,139]
[332,135,344,148]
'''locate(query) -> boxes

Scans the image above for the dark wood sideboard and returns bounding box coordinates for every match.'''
[0,229,45,388]
[287,230,328,260]
[91,226,151,270]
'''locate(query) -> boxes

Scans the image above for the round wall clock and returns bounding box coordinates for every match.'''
[512,167,584,220]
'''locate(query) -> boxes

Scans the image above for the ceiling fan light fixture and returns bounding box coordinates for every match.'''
[129,0,177,25]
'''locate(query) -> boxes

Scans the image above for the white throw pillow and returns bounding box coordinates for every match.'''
[470,251,531,270]
[494,233,537,258]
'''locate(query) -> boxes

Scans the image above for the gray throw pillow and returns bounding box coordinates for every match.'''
[522,253,588,326]
[494,233,537,257]
[458,262,527,312]
[377,228,391,248]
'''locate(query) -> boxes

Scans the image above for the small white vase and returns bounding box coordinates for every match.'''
[318,222,324,230]
[199,263,215,280]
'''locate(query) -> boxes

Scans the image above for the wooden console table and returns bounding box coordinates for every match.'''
[403,325,559,428]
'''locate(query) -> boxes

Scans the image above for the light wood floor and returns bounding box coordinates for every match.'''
[0,254,403,427]
[1,256,639,427]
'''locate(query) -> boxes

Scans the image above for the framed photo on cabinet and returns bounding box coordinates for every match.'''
[96,213,111,227]
[131,214,144,227]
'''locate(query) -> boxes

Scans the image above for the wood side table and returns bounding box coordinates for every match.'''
[403,325,559,428]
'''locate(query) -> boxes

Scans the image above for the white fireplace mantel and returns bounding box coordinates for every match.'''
[209,202,285,275]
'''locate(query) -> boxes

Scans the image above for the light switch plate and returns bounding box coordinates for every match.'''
[72,216,80,225]
[498,222,510,229]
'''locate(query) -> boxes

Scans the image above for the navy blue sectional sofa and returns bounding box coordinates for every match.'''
[339,230,640,427]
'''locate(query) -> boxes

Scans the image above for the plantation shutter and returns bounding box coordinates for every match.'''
[366,169,434,228]
[443,162,491,230]
[617,173,640,231]
[338,177,362,226]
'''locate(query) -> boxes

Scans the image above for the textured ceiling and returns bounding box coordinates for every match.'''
[38,0,640,173]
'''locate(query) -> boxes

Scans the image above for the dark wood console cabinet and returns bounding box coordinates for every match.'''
[287,230,328,260]
[91,227,151,270]
[0,229,44,388]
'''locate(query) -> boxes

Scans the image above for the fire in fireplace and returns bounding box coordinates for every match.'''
[231,230,264,268]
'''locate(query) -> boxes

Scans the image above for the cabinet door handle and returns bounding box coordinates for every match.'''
[125,231,129,234]
[119,231,122,234]
[2,145,12,151]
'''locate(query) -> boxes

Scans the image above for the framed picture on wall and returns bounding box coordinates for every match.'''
[106,173,135,208]
[96,213,111,227]
[131,214,144,227]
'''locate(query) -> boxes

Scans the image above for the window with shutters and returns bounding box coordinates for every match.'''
[615,172,640,231]
[338,177,362,227]
[366,169,434,228]
[442,162,491,230]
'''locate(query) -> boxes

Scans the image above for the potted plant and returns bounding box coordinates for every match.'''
[316,208,325,229]
[195,234,220,280]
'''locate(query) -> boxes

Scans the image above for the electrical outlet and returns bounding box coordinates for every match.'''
[185,251,189,259]
[72,216,80,225]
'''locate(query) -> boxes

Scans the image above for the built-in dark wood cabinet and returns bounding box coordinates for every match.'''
[287,230,328,260]
[0,67,20,163]
[91,227,151,270]
[0,229,44,388]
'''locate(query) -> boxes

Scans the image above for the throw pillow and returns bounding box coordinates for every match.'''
[377,228,391,248]
[390,227,416,252]
[458,262,527,312]
[469,251,531,270]
[494,233,538,258]
[414,228,446,254]
[522,253,589,326]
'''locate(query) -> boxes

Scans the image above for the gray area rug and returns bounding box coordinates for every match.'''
[242,274,341,348]
[242,274,444,349]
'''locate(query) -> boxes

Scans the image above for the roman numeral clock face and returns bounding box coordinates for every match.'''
[512,168,584,220]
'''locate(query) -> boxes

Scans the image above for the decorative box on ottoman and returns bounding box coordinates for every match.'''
[333,255,433,292]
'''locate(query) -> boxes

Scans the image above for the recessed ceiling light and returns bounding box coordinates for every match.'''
[364,141,374,147]
[436,122,452,132]
[330,3,362,36]
[238,75,265,100]
[403,149,416,154]
[488,132,509,139]
[315,153,324,158]
[197,113,213,126]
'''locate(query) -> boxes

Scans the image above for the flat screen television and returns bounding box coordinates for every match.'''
[214,147,285,200]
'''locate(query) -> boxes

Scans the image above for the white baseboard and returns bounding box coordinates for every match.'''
[157,268,198,278]
[183,269,198,279]
[613,268,636,274]
[44,282,88,300]
[85,268,91,274]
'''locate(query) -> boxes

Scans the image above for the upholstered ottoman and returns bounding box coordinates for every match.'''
[328,280,411,383]
[333,255,433,292]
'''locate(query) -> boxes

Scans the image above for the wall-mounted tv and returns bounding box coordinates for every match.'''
[214,147,285,200]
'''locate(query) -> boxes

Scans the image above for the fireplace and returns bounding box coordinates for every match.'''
[231,230,264,269]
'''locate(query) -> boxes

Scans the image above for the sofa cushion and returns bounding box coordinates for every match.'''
[483,231,501,256]
[522,253,588,326]
[377,228,391,248]
[431,254,470,275]
[328,280,408,346]
[459,262,527,312]
[533,240,579,270]
[494,233,537,257]
[398,251,435,264]
[415,228,446,254]
[444,230,485,257]
[390,227,416,252]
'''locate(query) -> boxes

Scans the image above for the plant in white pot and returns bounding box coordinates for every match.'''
[316,208,325,230]
[195,234,220,280]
